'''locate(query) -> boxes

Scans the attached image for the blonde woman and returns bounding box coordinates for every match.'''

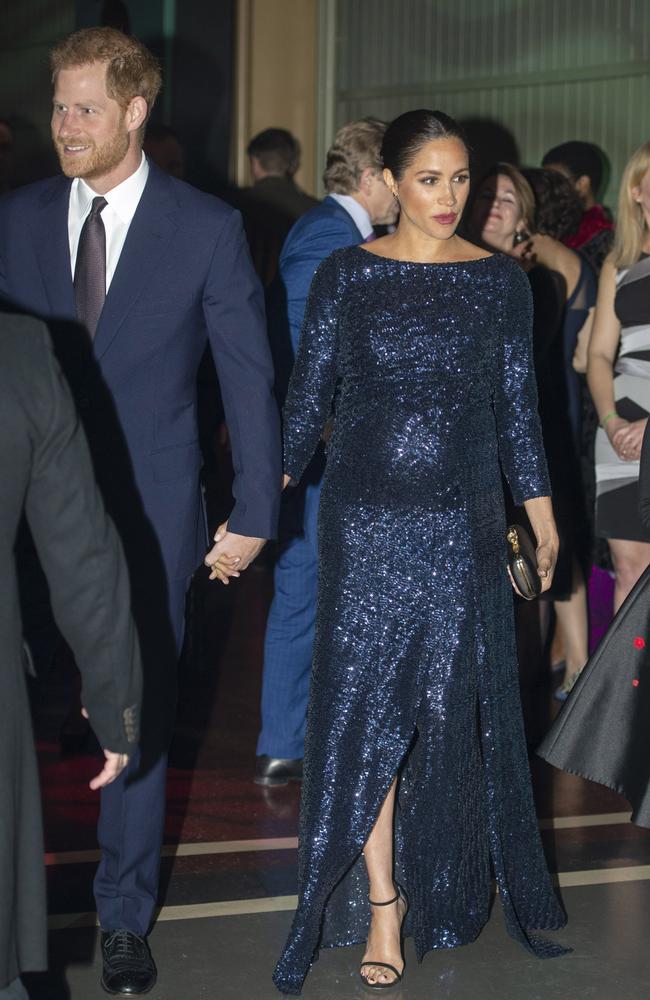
[588,141,650,611]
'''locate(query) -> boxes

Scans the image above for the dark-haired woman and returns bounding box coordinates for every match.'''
[522,168,597,697]
[523,167,596,448]
[468,165,595,700]
[273,110,566,996]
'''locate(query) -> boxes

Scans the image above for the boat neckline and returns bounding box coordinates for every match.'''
[352,244,497,266]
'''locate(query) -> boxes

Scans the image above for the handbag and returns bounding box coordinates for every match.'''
[506,524,541,600]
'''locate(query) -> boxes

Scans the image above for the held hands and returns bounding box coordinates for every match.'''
[609,417,647,462]
[204,521,266,584]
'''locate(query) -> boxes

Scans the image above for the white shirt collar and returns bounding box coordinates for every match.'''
[328,193,374,240]
[72,150,149,225]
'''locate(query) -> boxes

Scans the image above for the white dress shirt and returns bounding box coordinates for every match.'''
[68,151,149,291]
[328,193,374,240]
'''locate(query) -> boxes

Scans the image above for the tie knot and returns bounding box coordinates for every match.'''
[90,196,107,217]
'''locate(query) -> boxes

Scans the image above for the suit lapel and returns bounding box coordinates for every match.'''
[33,177,76,318]
[93,166,180,360]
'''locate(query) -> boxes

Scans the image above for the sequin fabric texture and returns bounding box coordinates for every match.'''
[273,246,567,995]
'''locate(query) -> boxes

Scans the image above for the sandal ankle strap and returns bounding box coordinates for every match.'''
[368,890,399,906]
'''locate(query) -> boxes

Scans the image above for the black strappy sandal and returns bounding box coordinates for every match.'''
[359,884,408,992]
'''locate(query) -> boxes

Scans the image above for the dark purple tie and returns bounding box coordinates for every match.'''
[74,195,107,338]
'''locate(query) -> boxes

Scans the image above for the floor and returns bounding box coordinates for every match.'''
[24,565,650,1000]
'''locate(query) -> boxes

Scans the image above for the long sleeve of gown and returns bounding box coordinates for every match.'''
[494,261,551,506]
[282,253,341,483]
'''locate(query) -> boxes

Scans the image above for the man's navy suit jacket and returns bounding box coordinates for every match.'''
[279,195,364,354]
[268,196,364,410]
[0,162,281,584]
[266,196,365,543]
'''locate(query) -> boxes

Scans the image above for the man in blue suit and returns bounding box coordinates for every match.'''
[255,119,397,786]
[0,27,280,994]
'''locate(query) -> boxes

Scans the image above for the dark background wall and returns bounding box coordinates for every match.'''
[0,0,236,194]
[170,1,236,195]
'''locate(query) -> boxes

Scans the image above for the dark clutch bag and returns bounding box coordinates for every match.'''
[506,524,541,600]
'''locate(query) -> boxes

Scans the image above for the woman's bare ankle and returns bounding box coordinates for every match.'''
[368,879,397,903]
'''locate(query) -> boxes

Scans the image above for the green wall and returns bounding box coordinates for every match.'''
[322,0,650,208]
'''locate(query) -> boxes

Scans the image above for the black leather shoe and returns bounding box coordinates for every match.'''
[254,755,303,786]
[101,929,157,995]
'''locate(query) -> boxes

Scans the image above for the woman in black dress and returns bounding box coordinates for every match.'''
[522,169,597,698]
[266,111,565,995]
[521,167,596,463]
[468,164,594,700]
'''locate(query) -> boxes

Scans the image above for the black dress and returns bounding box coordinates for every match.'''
[528,265,591,597]
[274,247,567,995]
[538,421,650,825]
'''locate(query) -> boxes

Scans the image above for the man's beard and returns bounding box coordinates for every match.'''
[54,126,130,181]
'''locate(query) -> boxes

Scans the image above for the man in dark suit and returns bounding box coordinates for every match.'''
[0,27,280,995]
[238,127,319,286]
[0,310,141,1000]
[253,119,398,786]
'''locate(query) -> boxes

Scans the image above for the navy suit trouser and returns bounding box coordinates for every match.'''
[257,478,320,760]
[93,573,190,936]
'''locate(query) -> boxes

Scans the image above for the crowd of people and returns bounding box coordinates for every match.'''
[2,21,650,1000]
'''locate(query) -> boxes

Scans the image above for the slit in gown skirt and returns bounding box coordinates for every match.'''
[273,247,568,995]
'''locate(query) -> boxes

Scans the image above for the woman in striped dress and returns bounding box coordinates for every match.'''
[588,141,650,611]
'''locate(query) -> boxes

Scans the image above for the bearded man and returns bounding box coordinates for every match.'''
[0,27,280,995]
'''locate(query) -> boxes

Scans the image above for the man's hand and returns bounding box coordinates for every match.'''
[80,709,130,789]
[89,750,129,790]
[204,521,266,583]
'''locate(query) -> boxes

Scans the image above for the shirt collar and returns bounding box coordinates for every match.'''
[328,193,374,240]
[73,151,149,224]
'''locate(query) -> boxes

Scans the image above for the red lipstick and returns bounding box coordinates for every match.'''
[433,213,457,225]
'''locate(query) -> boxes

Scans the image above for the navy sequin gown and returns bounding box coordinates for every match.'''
[274,246,567,995]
